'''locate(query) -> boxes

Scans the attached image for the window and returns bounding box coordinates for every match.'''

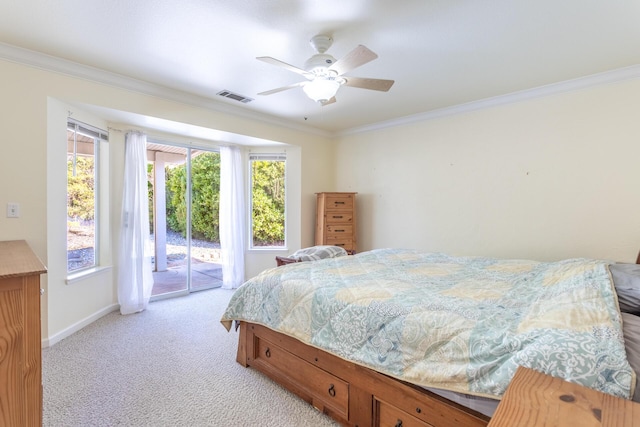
[249,153,286,248]
[67,120,107,272]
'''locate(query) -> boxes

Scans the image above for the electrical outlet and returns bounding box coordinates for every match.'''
[6,203,19,218]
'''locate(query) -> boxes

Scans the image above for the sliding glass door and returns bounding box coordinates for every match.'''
[147,142,222,297]
[188,151,222,291]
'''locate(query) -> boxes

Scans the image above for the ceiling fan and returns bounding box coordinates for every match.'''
[257,34,394,105]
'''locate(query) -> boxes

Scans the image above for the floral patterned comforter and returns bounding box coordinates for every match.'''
[221,248,635,399]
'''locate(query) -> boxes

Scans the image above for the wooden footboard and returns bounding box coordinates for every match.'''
[237,321,490,427]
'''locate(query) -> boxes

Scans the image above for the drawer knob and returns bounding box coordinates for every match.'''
[416,407,422,414]
[265,347,271,358]
[395,420,403,427]
[328,384,336,397]
[332,215,343,219]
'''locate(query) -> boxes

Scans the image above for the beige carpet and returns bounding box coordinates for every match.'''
[42,288,338,427]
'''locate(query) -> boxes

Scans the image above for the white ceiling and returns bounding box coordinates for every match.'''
[1,0,639,135]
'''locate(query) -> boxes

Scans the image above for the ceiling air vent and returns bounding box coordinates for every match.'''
[217,90,254,103]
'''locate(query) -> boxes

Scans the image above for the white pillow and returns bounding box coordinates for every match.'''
[289,245,348,262]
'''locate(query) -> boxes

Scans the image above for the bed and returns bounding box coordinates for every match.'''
[221,248,640,426]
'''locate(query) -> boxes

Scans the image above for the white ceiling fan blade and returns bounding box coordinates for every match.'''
[320,96,336,106]
[328,45,378,76]
[343,76,394,92]
[258,81,306,96]
[257,56,313,78]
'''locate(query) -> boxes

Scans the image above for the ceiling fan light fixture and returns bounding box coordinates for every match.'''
[303,78,341,102]
[257,35,393,105]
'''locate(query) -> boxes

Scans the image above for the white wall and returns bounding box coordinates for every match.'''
[46,99,116,345]
[336,78,640,263]
[0,58,334,344]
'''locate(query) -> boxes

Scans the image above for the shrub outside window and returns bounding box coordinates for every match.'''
[250,154,286,248]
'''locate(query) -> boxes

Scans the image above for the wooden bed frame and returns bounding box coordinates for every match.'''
[235,321,491,427]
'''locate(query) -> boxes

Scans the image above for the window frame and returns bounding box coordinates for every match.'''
[66,119,107,274]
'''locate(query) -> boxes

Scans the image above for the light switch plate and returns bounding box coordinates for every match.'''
[7,202,19,218]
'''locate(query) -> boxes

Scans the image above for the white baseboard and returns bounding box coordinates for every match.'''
[42,303,120,348]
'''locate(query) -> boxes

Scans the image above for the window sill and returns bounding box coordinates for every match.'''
[66,265,112,285]
[248,247,289,252]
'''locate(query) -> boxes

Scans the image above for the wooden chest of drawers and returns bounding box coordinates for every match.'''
[488,366,640,426]
[315,192,357,254]
[0,240,46,427]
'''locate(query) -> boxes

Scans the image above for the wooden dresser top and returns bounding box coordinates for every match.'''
[0,240,47,279]
[489,366,640,427]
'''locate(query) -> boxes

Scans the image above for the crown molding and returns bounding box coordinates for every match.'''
[338,64,640,137]
[0,42,333,139]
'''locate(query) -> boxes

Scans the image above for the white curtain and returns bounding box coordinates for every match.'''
[220,146,245,289]
[118,131,154,314]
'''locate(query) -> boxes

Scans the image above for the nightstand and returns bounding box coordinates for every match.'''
[488,366,640,426]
